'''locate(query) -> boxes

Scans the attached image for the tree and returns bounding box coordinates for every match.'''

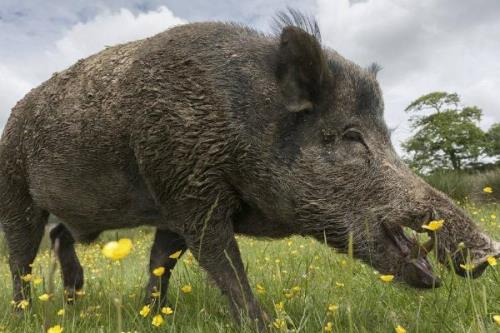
[486,122,500,158]
[402,92,489,173]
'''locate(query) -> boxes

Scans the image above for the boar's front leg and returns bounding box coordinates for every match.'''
[144,229,187,308]
[183,203,269,332]
[49,223,84,301]
[0,177,48,306]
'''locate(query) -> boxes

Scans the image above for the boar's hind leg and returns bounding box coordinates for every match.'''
[144,228,187,308]
[185,212,269,332]
[0,182,48,306]
[49,223,84,301]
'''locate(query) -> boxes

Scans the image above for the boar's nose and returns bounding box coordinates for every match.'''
[454,240,500,279]
[402,257,441,288]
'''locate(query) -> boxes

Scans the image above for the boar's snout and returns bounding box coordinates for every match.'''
[376,174,499,287]
[418,190,500,280]
[451,236,500,279]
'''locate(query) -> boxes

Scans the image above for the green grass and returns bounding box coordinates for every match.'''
[0,204,499,333]
[424,168,500,203]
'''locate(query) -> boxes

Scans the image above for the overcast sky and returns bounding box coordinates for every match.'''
[1,0,499,154]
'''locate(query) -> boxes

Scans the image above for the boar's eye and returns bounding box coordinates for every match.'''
[342,128,364,144]
[342,128,370,154]
[341,128,371,164]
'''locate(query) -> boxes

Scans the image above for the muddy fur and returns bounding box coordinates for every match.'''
[0,10,498,330]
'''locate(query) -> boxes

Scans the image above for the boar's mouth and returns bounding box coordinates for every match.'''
[381,221,441,288]
[387,208,500,283]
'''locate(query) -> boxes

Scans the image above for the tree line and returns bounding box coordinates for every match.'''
[402,91,499,173]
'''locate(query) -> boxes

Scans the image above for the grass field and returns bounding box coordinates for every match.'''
[0,203,499,333]
[425,168,500,203]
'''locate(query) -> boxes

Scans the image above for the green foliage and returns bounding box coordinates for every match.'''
[403,92,491,172]
[404,91,460,113]
[487,122,500,157]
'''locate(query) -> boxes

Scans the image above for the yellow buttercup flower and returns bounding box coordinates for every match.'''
[273,318,287,329]
[57,309,65,316]
[335,282,345,288]
[17,300,29,310]
[487,256,497,266]
[328,304,339,313]
[152,266,165,277]
[256,283,266,295]
[38,293,51,301]
[282,285,301,299]
[380,274,394,283]
[395,324,407,333]
[394,325,406,333]
[274,301,284,312]
[324,322,334,332]
[422,219,444,231]
[493,315,500,325]
[483,186,493,193]
[161,306,174,315]
[152,314,164,327]
[139,305,151,317]
[47,325,64,333]
[33,277,43,285]
[169,250,183,259]
[181,284,192,293]
[20,274,33,282]
[102,238,132,260]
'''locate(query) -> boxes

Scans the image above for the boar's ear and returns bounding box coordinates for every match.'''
[276,26,327,113]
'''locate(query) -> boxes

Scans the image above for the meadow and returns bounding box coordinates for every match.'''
[425,168,500,203]
[0,199,498,332]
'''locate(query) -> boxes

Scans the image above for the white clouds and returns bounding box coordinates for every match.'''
[0,0,499,155]
[316,0,500,153]
[0,64,33,125]
[0,6,185,126]
[51,7,185,66]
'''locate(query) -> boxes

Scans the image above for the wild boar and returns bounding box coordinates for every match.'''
[0,9,498,331]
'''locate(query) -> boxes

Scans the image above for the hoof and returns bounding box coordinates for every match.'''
[64,288,84,303]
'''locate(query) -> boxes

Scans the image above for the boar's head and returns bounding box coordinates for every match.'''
[240,13,499,288]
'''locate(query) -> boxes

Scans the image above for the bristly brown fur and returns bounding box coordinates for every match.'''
[273,7,321,42]
[367,62,383,77]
